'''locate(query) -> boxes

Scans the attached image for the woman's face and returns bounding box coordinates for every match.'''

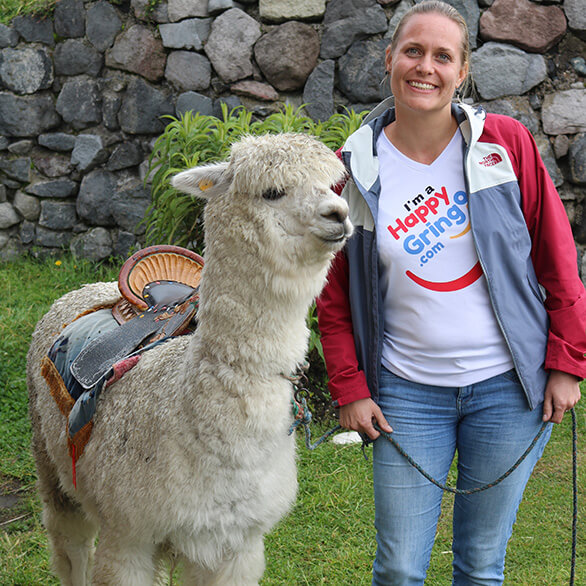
[386,12,468,117]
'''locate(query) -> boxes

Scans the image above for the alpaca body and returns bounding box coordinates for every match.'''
[27,133,352,585]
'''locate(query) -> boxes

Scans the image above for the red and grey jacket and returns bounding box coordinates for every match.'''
[317,100,586,410]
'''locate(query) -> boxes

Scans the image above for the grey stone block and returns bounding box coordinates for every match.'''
[12,15,54,46]
[54,0,86,38]
[56,79,102,130]
[70,227,113,260]
[54,39,103,77]
[87,1,123,52]
[26,179,78,198]
[38,133,76,152]
[39,200,78,230]
[0,47,53,94]
[77,169,116,226]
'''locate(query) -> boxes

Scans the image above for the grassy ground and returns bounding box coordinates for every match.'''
[0,0,56,26]
[0,254,584,584]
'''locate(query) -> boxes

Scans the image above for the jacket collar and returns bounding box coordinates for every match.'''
[340,100,487,194]
[360,98,486,151]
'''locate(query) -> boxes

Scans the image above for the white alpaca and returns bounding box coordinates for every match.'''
[27,133,352,586]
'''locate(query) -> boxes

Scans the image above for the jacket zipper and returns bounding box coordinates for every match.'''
[462,123,535,409]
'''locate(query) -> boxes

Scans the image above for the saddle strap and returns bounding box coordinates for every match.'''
[70,299,197,389]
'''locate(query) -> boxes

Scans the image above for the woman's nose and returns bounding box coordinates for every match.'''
[416,55,434,74]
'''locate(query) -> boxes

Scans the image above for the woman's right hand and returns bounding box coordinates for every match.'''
[338,398,393,440]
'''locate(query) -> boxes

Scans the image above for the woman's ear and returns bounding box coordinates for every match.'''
[172,162,232,201]
[458,61,469,88]
[385,44,393,74]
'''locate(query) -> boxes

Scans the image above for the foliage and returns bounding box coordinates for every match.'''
[0,0,149,25]
[305,304,334,420]
[318,107,371,151]
[143,103,367,250]
[0,0,56,25]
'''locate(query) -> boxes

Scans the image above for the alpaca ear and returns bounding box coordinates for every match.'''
[171,162,232,200]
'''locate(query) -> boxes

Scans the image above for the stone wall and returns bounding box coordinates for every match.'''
[0,0,584,266]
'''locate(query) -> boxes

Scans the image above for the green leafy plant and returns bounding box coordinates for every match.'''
[0,0,56,24]
[319,107,369,150]
[307,303,325,364]
[143,104,367,250]
[143,0,163,18]
[254,103,317,135]
[304,303,335,420]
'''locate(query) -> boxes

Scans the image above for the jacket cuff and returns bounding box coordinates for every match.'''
[329,369,372,407]
[545,333,586,380]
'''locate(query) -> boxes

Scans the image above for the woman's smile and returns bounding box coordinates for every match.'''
[407,80,438,91]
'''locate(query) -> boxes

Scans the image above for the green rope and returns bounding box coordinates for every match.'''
[374,413,576,585]
[288,395,342,450]
[373,420,551,495]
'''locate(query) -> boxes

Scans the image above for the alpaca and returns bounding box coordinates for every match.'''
[27,132,352,586]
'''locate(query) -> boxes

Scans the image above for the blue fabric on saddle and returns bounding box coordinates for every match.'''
[48,309,119,402]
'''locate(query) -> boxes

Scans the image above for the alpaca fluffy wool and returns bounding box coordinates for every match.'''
[27,133,352,585]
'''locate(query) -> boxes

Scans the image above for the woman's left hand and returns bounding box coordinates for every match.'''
[542,370,581,424]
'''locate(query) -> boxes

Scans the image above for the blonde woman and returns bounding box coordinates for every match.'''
[317,2,584,584]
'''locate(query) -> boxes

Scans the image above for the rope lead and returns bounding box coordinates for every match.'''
[373,420,551,495]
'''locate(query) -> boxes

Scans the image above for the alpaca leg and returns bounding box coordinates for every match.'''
[33,437,96,585]
[43,502,97,586]
[182,537,265,586]
[91,531,157,586]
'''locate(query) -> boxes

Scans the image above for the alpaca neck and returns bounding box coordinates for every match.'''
[192,244,325,377]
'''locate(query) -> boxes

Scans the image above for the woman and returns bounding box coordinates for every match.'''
[316,1,585,584]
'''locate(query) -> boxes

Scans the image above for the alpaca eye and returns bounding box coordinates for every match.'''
[262,188,286,201]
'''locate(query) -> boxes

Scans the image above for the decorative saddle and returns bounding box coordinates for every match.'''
[71,245,204,390]
[41,245,204,474]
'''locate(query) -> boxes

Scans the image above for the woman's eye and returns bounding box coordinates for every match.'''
[406,47,420,56]
[262,188,286,201]
[437,53,451,62]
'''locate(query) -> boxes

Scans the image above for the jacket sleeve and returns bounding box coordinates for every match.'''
[514,122,586,378]
[316,148,373,406]
[316,250,372,407]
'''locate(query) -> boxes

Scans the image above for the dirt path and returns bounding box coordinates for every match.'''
[0,474,32,527]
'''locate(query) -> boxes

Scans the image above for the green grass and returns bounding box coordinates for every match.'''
[0,0,56,26]
[0,254,584,584]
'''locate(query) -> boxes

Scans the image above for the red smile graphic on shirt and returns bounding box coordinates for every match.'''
[406,261,483,291]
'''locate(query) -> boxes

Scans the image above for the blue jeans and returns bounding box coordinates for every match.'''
[372,367,552,586]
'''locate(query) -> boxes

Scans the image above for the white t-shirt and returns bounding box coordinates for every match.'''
[376,128,513,386]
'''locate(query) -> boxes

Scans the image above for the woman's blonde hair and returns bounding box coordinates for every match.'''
[389,1,471,95]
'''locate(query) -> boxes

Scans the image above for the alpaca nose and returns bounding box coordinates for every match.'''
[320,199,349,224]
[322,209,347,224]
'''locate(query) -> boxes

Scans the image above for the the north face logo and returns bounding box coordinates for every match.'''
[479,153,503,167]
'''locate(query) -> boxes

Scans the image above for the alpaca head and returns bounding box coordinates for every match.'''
[172,133,353,283]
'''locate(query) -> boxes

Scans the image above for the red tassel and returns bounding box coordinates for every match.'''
[72,444,77,489]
